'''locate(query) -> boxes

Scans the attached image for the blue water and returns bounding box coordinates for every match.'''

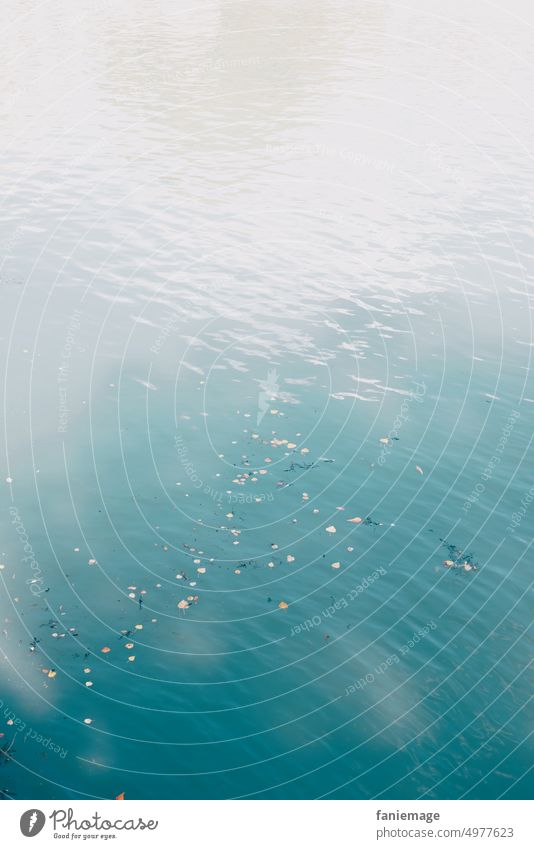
[0,1,533,800]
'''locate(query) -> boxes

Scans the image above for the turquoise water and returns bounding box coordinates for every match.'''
[1,1,533,800]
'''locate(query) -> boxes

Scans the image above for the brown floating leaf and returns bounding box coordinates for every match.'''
[278,601,289,609]
[101,646,111,654]
[116,792,125,800]
[347,516,362,524]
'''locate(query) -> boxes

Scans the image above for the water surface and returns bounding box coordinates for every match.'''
[0,0,533,800]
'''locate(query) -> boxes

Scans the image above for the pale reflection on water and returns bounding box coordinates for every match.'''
[0,1,533,800]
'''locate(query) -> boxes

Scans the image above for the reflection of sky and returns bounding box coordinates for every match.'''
[1,0,533,800]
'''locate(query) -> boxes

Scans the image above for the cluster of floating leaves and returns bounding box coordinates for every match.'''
[2,413,480,745]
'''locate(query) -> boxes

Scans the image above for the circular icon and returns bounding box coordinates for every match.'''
[20,809,46,837]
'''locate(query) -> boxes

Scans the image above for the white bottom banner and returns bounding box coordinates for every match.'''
[0,800,530,848]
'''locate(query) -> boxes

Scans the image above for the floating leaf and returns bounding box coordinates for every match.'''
[101,646,111,653]
[325,525,336,534]
[116,792,125,800]
[84,718,93,725]
[416,465,424,475]
[347,516,362,524]
[331,562,341,569]
[48,670,57,678]
[278,601,289,609]
[286,555,295,563]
